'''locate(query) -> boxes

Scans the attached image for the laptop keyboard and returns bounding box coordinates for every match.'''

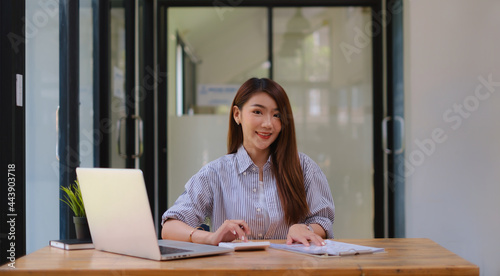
[159,246,192,255]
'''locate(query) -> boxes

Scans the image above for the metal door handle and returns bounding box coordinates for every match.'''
[382,116,405,154]
[56,106,60,161]
[117,115,143,159]
[382,116,391,154]
[394,116,405,154]
[132,115,143,158]
[116,116,127,158]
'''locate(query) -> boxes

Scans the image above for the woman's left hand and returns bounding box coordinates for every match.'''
[286,224,326,247]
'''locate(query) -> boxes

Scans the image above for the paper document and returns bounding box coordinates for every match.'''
[270,240,384,256]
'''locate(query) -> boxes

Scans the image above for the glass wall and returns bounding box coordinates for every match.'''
[26,0,95,254]
[80,0,94,168]
[273,7,373,238]
[25,0,60,254]
[166,6,374,238]
[110,5,127,168]
[167,7,269,203]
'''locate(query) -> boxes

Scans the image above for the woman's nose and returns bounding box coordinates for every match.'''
[262,115,272,128]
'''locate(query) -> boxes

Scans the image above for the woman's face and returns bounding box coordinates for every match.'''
[233,92,282,155]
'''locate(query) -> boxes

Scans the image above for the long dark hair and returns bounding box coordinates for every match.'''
[227,78,309,225]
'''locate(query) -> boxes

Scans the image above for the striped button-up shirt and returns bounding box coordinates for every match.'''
[162,146,335,239]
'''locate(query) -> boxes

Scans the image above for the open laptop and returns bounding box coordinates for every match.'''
[76,167,232,260]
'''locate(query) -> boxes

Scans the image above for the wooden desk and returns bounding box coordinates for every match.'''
[1,238,478,275]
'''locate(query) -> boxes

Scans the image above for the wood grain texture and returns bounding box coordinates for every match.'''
[0,239,479,275]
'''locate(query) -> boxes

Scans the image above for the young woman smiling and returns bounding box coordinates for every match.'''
[162,78,335,247]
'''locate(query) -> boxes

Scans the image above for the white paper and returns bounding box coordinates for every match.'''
[270,240,384,256]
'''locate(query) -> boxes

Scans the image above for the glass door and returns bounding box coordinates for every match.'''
[273,7,374,238]
[25,0,97,250]
[107,0,153,172]
[25,0,61,253]
[109,2,128,168]
[106,0,158,229]
[164,4,384,238]
[166,7,270,205]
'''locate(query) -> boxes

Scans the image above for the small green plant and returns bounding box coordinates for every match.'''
[60,180,86,217]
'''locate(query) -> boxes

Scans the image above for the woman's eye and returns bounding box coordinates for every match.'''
[274,113,281,118]
[253,110,262,115]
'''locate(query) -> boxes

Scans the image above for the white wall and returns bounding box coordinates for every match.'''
[404,1,500,275]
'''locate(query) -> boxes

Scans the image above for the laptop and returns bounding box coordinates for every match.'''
[76,167,233,261]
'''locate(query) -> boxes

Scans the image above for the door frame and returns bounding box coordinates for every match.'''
[157,0,393,238]
[58,0,80,240]
[385,0,404,238]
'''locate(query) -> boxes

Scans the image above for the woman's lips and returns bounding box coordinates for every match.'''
[257,132,271,139]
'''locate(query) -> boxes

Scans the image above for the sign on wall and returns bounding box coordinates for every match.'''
[197,84,239,107]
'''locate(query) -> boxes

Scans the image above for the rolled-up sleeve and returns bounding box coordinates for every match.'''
[161,167,214,227]
[300,153,335,239]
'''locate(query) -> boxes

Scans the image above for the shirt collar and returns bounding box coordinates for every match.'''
[235,145,272,174]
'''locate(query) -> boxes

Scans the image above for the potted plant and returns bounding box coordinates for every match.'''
[60,180,90,240]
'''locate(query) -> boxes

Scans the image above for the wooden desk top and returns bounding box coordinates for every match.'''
[1,238,479,275]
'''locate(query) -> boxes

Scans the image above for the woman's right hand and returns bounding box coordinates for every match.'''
[205,219,251,245]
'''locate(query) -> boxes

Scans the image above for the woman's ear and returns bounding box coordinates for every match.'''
[233,106,241,125]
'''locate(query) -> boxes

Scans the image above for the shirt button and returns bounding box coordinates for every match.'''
[253,188,257,192]
[258,233,263,238]
[256,208,261,212]
[243,172,246,176]
[252,167,256,171]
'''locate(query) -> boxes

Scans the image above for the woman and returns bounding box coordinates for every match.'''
[161,78,334,246]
